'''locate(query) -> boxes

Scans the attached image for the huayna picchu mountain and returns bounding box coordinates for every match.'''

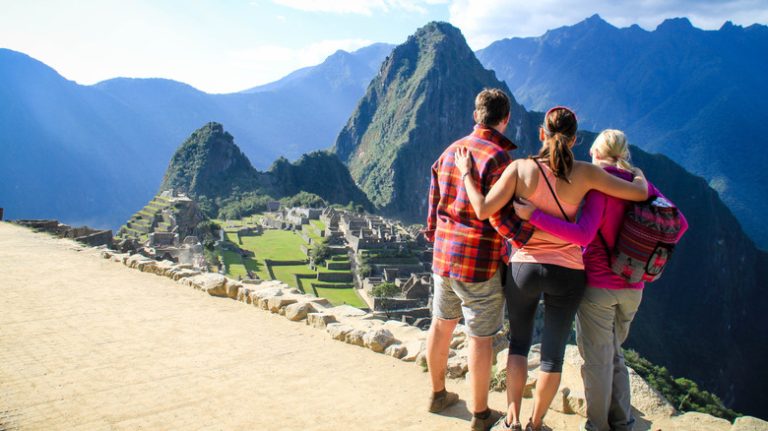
[333,21,537,220]
[334,21,768,418]
[159,122,371,217]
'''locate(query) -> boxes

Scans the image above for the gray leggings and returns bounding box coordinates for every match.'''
[505,262,586,372]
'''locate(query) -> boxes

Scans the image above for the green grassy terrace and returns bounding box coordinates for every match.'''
[216,217,364,308]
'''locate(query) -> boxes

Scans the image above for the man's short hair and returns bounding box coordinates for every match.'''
[475,88,510,127]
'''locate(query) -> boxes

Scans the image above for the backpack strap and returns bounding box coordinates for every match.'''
[532,158,571,222]
[596,229,613,267]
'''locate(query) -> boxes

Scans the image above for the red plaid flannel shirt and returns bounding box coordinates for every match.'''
[424,125,534,283]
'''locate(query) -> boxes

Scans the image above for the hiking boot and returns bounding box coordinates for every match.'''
[490,415,523,431]
[428,390,459,413]
[525,419,552,431]
[470,409,504,431]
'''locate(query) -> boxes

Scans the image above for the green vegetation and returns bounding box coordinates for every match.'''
[239,230,307,261]
[314,286,367,308]
[213,215,365,309]
[220,249,249,279]
[310,238,331,264]
[623,349,740,421]
[279,191,326,208]
[268,152,373,212]
[371,281,400,298]
[218,192,273,219]
[301,221,325,244]
[271,264,314,287]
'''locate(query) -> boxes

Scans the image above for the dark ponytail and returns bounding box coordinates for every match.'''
[535,107,578,182]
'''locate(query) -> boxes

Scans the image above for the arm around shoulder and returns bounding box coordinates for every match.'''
[583,162,649,202]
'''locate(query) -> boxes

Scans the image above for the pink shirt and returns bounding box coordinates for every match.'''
[528,166,689,289]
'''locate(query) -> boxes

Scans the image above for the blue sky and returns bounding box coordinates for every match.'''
[1,0,766,93]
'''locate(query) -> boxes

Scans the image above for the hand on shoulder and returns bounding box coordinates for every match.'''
[454,146,473,175]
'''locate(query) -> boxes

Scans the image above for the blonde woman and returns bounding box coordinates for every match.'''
[455,109,650,431]
[512,130,688,431]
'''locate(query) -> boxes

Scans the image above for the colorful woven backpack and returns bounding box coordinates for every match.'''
[598,195,684,283]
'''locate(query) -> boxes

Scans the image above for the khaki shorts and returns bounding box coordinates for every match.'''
[432,269,504,337]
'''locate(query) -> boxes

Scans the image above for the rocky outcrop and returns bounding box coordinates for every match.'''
[731,416,768,431]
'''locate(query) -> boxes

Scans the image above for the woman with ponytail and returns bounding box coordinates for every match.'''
[454,108,650,431]
[512,130,688,431]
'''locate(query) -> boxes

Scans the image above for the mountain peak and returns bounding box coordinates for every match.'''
[408,21,472,54]
[414,21,463,38]
[160,122,257,199]
[585,13,606,24]
[656,17,694,33]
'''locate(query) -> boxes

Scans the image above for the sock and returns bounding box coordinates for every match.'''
[473,409,491,420]
[433,388,447,399]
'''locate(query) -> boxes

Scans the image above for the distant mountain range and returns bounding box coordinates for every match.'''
[334,21,768,418]
[0,43,392,229]
[476,14,768,247]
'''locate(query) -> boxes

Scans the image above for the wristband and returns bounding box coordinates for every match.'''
[461,172,469,181]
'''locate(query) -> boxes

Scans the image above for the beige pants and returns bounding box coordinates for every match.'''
[576,286,643,431]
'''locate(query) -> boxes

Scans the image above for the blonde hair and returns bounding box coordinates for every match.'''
[591,129,633,171]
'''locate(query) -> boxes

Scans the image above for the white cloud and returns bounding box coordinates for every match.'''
[448,0,768,49]
[271,0,448,15]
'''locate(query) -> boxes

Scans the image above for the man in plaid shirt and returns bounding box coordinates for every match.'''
[423,88,533,431]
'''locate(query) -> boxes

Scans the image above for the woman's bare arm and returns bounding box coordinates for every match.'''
[583,162,649,201]
[454,147,518,220]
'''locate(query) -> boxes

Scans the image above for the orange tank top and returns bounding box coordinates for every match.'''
[512,162,584,270]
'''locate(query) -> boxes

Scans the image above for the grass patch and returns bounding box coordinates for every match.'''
[221,249,248,279]
[239,230,307,261]
[316,265,352,274]
[314,286,367,308]
[225,231,240,243]
[271,264,315,287]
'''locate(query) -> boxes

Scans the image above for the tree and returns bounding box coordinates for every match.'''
[310,238,331,264]
[371,282,400,298]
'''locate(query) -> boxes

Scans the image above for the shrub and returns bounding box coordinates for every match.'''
[372,282,400,298]
[280,191,326,208]
[310,238,331,264]
[623,349,739,421]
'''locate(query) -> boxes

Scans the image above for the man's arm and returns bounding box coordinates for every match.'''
[423,160,440,242]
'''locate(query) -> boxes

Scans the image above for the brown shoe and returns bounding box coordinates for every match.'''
[525,419,552,431]
[428,390,459,413]
[471,409,504,431]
